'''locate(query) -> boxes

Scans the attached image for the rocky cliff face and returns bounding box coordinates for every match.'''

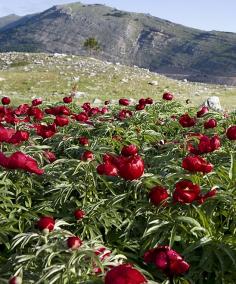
[0,2,236,84]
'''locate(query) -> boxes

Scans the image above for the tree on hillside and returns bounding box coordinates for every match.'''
[83,37,100,55]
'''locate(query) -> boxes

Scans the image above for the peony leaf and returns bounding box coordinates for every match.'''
[229,152,236,181]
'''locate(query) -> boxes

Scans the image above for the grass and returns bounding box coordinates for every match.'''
[0,52,235,110]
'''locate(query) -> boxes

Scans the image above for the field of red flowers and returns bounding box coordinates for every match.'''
[0,93,235,284]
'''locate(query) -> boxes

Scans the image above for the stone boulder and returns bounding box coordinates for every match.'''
[202,96,222,112]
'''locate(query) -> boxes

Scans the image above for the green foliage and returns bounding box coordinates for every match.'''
[83,38,100,54]
[0,98,235,283]
[10,61,29,67]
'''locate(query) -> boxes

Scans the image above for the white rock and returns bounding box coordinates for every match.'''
[34,60,43,64]
[93,98,102,105]
[73,76,80,82]
[73,91,88,98]
[148,80,158,86]
[129,98,136,105]
[89,72,97,77]
[53,53,66,58]
[202,96,222,112]
[0,77,6,81]
[110,99,118,105]
[121,78,129,83]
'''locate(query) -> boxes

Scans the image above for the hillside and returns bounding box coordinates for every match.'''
[0,52,235,110]
[0,2,236,85]
[0,14,21,29]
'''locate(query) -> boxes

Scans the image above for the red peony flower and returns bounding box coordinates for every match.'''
[36,123,56,139]
[0,151,44,175]
[63,96,73,103]
[14,104,30,116]
[0,152,10,168]
[204,188,217,199]
[118,109,133,120]
[119,98,130,106]
[179,113,196,127]
[139,98,146,105]
[45,105,70,116]
[101,107,109,114]
[82,102,91,112]
[187,134,220,155]
[182,155,213,174]
[32,98,43,106]
[145,97,153,104]
[67,236,82,250]
[202,188,217,201]
[74,112,89,122]
[197,135,221,154]
[54,115,69,127]
[197,106,209,118]
[74,209,85,220]
[226,125,236,140]
[163,92,173,101]
[37,216,55,233]
[28,106,44,121]
[121,144,138,157]
[88,107,100,117]
[136,104,146,111]
[105,264,147,284]
[97,162,118,177]
[0,126,15,142]
[173,180,201,204]
[81,150,94,161]
[209,135,221,150]
[79,136,89,146]
[102,153,120,165]
[9,130,29,145]
[9,152,44,174]
[95,247,111,260]
[118,155,144,180]
[9,276,22,284]
[204,118,217,129]
[149,186,169,206]
[198,188,217,204]
[2,96,11,105]
[144,246,189,277]
[44,150,56,163]
[93,247,112,274]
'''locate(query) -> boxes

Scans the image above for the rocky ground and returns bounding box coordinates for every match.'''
[0,52,235,110]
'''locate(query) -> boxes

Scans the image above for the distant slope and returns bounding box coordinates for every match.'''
[0,52,235,110]
[0,14,36,33]
[0,14,21,29]
[0,2,236,85]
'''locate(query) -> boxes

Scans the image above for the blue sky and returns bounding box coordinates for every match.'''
[0,0,235,32]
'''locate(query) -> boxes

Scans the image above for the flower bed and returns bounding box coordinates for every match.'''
[0,94,235,283]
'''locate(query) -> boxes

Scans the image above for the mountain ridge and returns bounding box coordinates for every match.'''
[0,2,236,85]
[0,14,21,29]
